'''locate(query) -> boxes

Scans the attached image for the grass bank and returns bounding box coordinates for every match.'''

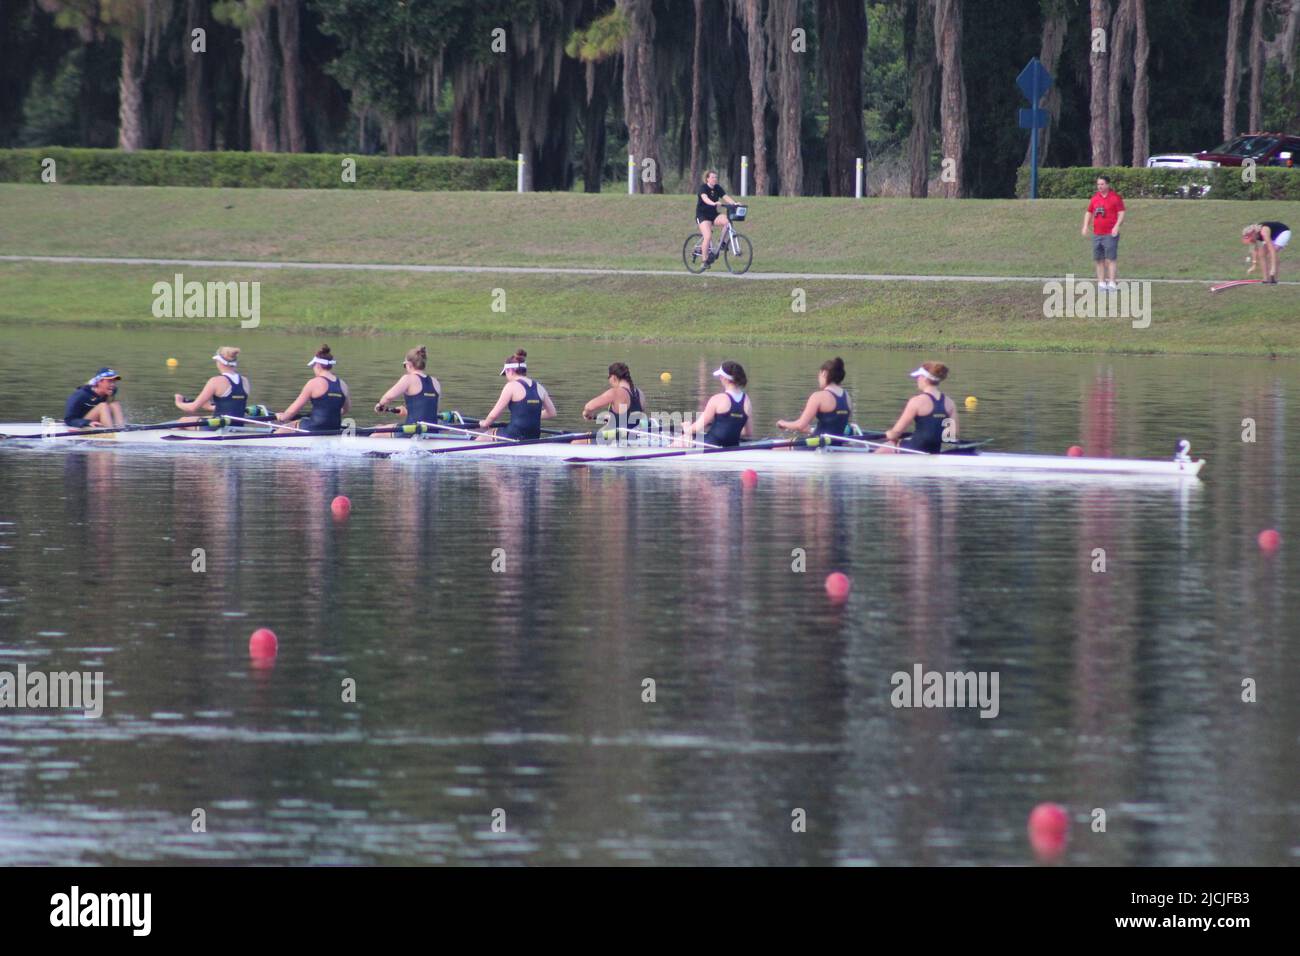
[1,185,1298,354]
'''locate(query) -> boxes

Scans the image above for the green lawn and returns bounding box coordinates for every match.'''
[1,184,1298,354]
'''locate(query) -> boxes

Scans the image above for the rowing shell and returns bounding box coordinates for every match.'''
[0,423,1207,480]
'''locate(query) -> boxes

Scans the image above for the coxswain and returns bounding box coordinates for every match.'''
[63,368,125,429]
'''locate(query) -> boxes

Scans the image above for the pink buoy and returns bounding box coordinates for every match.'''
[1257,529,1281,553]
[1028,802,1069,862]
[1066,445,1084,457]
[741,469,759,488]
[331,495,352,518]
[249,628,279,659]
[824,572,851,603]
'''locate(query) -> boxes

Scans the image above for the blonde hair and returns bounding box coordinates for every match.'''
[1244,224,1262,239]
[405,345,427,370]
[215,346,240,365]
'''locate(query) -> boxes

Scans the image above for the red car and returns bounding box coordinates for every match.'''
[1196,132,1300,167]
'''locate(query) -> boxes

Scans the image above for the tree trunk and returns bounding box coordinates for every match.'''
[933,0,966,197]
[1106,0,1133,167]
[385,116,417,156]
[117,29,146,151]
[743,0,769,194]
[278,0,305,152]
[770,0,803,195]
[450,67,470,156]
[1089,0,1111,166]
[907,0,936,197]
[1224,0,1247,140]
[1131,0,1149,166]
[818,0,867,196]
[1248,0,1266,132]
[1023,0,1067,168]
[243,0,278,152]
[1277,0,1300,78]
[690,0,705,188]
[184,0,214,150]
[582,62,610,192]
[620,0,663,193]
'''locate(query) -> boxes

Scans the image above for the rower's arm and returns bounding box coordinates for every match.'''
[376,374,411,409]
[582,387,617,419]
[945,401,959,439]
[741,398,754,438]
[176,378,219,413]
[776,393,824,433]
[884,399,919,442]
[340,381,351,415]
[478,384,514,428]
[539,386,557,420]
[279,381,318,420]
[685,395,721,436]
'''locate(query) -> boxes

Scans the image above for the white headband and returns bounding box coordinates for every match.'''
[308,356,336,367]
[909,366,940,383]
[499,362,525,375]
[711,366,733,381]
[213,354,237,366]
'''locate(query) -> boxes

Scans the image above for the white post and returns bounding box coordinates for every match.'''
[628,154,635,195]
[855,157,864,198]
[741,155,749,197]
[517,153,525,193]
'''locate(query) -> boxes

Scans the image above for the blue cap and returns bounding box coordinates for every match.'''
[89,368,122,385]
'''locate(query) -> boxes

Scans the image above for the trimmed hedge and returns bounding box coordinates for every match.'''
[1017,164,1300,200]
[0,148,516,191]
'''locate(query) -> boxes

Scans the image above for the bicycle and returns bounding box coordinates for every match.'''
[683,203,753,275]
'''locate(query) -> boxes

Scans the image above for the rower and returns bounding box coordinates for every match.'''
[682,361,752,447]
[63,368,125,429]
[581,362,646,434]
[373,345,440,438]
[776,356,852,438]
[478,349,556,441]
[276,344,350,432]
[174,347,250,422]
[878,362,957,454]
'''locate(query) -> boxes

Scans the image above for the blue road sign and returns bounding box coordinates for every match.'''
[1018,108,1049,130]
[1017,58,1053,102]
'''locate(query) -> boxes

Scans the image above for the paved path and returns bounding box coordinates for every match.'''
[1,253,1282,286]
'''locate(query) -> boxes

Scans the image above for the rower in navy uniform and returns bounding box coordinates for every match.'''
[174,346,250,422]
[373,345,441,438]
[776,356,853,441]
[581,362,647,436]
[478,349,557,440]
[681,360,753,447]
[877,361,957,454]
[276,344,350,432]
[63,367,125,429]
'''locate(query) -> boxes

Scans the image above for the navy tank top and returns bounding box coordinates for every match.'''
[903,391,949,453]
[213,373,248,418]
[500,378,543,440]
[703,392,748,447]
[405,373,440,424]
[304,375,346,431]
[814,388,851,436]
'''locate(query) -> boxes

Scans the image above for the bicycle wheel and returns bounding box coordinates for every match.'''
[724,232,753,275]
[682,234,708,274]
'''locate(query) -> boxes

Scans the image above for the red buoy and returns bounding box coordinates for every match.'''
[1257,529,1282,553]
[330,495,352,518]
[1027,802,1069,862]
[1066,445,1084,457]
[249,627,279,659]
[824,572,851,602]
[741,469,759,488]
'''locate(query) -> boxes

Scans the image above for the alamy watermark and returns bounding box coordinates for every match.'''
[0,664,103,718]
[152,272,260,328]
[891,664,999,718]
[1043,274,1151,329]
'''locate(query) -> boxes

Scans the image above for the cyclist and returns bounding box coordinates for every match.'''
[695,169,737,267]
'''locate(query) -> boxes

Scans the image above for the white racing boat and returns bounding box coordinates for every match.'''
[0,421,1207,480]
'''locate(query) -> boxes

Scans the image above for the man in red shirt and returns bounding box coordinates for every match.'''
[1081,176,1126,291]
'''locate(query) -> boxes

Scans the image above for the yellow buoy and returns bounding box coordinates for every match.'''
[660,371,672,383]
[964,396,978,410]
[166,358,179,368]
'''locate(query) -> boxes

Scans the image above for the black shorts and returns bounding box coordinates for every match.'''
[697,214,723,225]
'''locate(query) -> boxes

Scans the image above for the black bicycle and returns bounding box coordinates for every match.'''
[683,204,753,275]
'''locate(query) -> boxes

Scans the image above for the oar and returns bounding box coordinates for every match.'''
[419,430,599,455]
[565,437,807,464]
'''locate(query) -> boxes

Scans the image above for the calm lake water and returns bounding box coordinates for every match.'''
[0,326,1295,865]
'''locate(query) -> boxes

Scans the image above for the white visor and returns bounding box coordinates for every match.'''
[909,366,939,383]
[711,366,733,381]
[308,356,336,367]
[499,362,525,375]
[212,354,236,366]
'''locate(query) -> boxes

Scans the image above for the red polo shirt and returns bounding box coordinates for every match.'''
[1088,191,1125,235]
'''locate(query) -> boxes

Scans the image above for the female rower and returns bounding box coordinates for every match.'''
[1242,221,1290,283]
[876,362,956,454]
[174,347,250,421]
[681,361,752,447]
[775,356,852,438]
[276,344,350,432]
[63,367,125,429]
[478,349,556,440]
[581,362,646,433]
[373,345,441,437]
